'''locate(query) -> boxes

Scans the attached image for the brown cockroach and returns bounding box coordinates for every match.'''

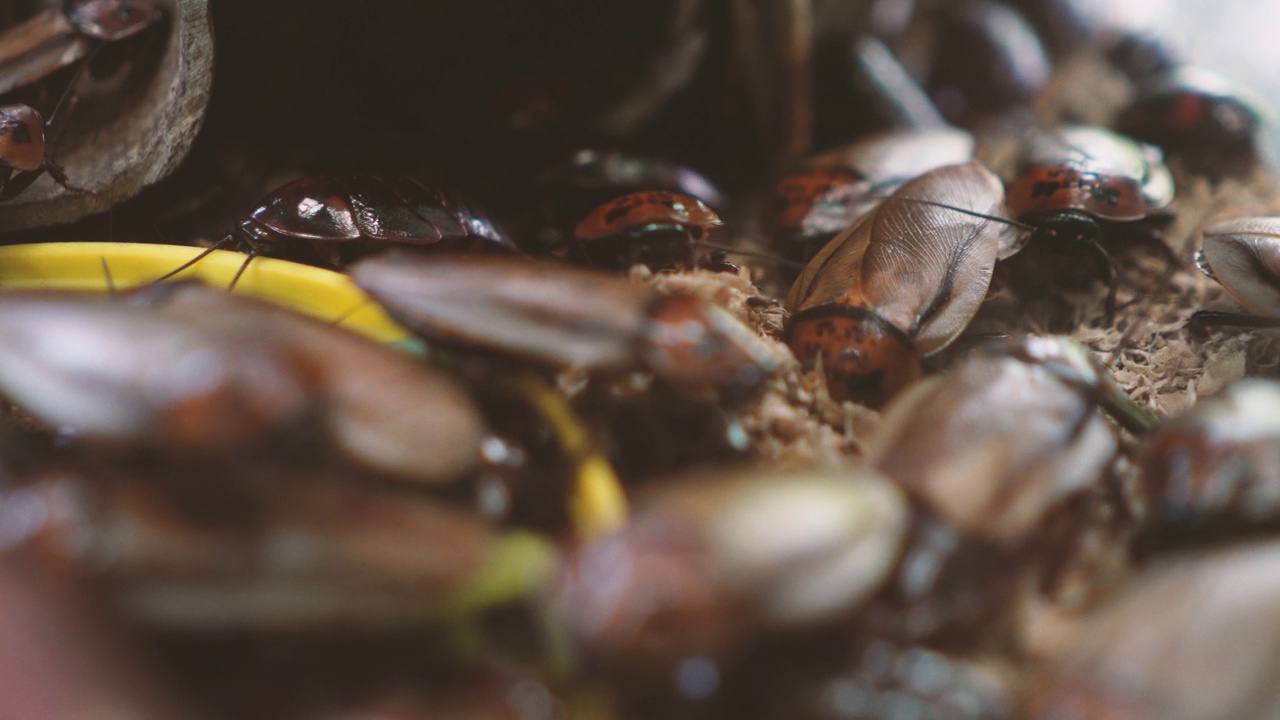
[557,467,909,671]
[0,285,487,485]
[783,160,1018,407]
[1191,217,1280,330]
[863,335,1152,638]
[353,252,784,399]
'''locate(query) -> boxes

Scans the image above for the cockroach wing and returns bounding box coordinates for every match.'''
[793,161,1003,353]
[866,352,1117,546]
[784,161,1005,354]
[1201,216,1280,316]
[353,253,651,371]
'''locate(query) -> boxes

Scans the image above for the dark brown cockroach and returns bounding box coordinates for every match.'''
[0,285,487,485]
[352,252,783,399]
[1115,66,1270,178]
[156,175,518,286]
[1140,379,1280,538]
[6,464,553,630]
[783,160,1017,407]
[0,0,163,96]
[897,0,1052,124]
[765,127,977,263]
[557,467,908,674]
[863,335,1151,638]
[1189,217,1280,331]
[1028,540,1280,720]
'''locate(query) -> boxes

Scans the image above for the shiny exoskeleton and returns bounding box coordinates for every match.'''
[1006,125,1176,316]
[532,148,724,251]
[564,190,726,271]
[158,175,517,283]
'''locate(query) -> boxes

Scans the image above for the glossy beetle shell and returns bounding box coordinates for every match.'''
[0,104,45,173]
[785,161,1008,406]
[1196,216,1280,315]
[241,175,515,256]
[1007,125,1174,223]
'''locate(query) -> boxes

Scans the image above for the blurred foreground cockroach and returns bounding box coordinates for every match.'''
[864,336,1151,637]
[1190,216,1280,330]
[0,285,488,485]
[156,175,517,285]
[784,160,1017,407]
[557,467,909,672]
[1141,379,1280,533]
[9,465,554,630]
[1028,540,1280,720]
[353,252,783,398]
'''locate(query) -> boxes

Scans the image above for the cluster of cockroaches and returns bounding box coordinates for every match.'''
[5,1,1280,719]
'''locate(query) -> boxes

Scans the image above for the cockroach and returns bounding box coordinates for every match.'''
[1141,379,1280,533]
[1190,216,1280,330]
[1028,540,1280,720]
[0,102,90,200]
[783,160,1016,407]
[898,0,1052,124]
[561,190,729,272]
[8,464,554,630]
[155,175,518,286]
[557,467,908,672]
[863,335,1149,638]
[0,285,487,485]
[1004,124,1177,318]
[766,127,977,263]
[530,148,724,251]
[1115,67,1270,178]
[0,0,163,96]
[353,252,782,398]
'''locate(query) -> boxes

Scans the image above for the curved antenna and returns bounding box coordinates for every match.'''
[866,193,1037,232]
